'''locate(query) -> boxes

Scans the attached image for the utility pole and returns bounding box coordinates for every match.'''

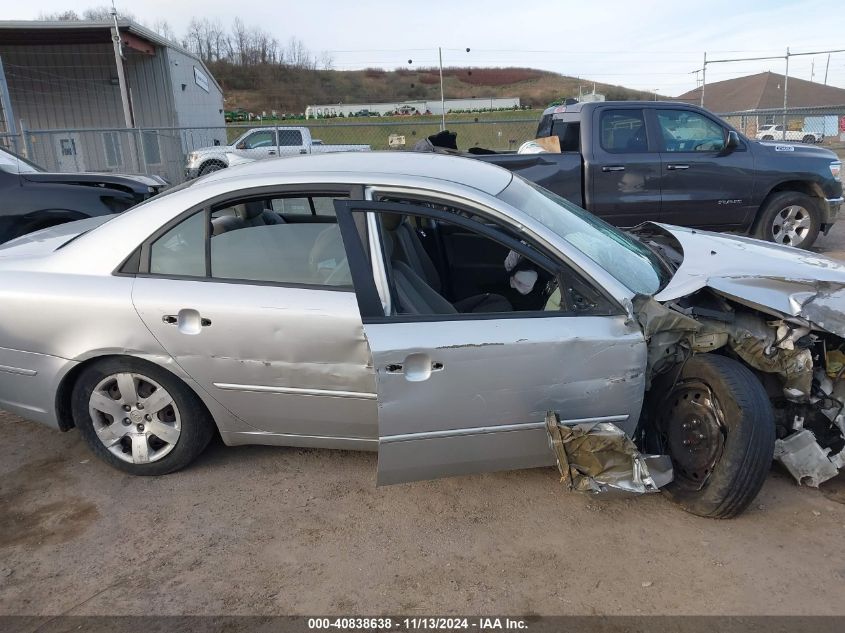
[783,47,790,131]
[110,6,133,129]
[811,58,815,82]
[438,47,445,131]
[700,52,706,107]
[824,53,831,84]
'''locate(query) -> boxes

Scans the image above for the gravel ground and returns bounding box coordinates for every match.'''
[2,227,845,617]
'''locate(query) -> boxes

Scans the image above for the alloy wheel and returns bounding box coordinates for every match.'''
[88,372,182,464]
[771,205,811,246]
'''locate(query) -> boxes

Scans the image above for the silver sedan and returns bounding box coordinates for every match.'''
[2,152,844,518]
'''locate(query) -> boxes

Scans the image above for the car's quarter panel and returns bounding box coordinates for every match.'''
[131,278,377,441]
[366,316,646,485]
[0,270,242,431]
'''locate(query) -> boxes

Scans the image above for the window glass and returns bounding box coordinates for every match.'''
[550,120,580,151]
[600,110,647,153]
[497,175,667,295]
[270,198,312,215]
[142,131,161,165]
[657,110,726,152]
[209,197,350,286]
[371,208,610,318]
[243,131,274,149]
[150,210,206,277]
[278,129,304,146]
[103,132,122,167]
[313,197,340,217]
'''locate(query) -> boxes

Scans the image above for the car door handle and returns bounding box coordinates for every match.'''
[601,165,625,172]
[268,150,276,155]
[385,354,444,382]
[666,164,690,170]
[299,148,307,154]
[162,310,211,335]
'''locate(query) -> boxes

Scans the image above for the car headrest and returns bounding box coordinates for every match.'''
[380,213,403,232]
[242,200,267,220]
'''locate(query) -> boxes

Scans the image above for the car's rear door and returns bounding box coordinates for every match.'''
[334,200,648,485]
[586,106,662,226]
[131,186,377,444]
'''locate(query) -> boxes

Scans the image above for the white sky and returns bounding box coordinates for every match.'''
[6,0,845,96]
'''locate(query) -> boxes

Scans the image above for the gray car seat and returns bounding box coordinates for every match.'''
[381,214,512,314]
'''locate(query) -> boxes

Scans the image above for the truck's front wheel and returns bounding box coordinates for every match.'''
[752,191,820,248]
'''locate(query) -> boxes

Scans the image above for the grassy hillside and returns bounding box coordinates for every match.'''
[209,63,658,113]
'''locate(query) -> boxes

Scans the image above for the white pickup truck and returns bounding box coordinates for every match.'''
[185,127,370,178]
[755,124,823,144]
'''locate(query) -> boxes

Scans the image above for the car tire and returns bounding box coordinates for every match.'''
[752,191,820,249]
[801,135,815,144]
[199,161,225,176]
[761,134,774,140]
[648,354,775,518]
[71,357,215,476]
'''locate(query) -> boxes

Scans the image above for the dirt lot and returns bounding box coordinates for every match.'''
[3,226,845,617]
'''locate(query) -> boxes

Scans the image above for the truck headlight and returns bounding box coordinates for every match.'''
[832,161,842,182]
[187,152,198,162]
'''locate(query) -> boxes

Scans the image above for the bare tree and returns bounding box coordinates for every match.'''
[38,10,81,20]
[285,37,314,69]
[319,51,334,71]
[82,6,136,21]
[151,19,176,42]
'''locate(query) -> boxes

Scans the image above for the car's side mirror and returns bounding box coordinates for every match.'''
[720,130,739,156]
[236,141,247,150]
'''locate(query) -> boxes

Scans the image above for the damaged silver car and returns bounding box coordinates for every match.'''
[1,152,843,518]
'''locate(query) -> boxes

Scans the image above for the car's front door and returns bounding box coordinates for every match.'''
[235,130,278,159]
[653,108,756,228]
[131,187,378,444]
[334,200,648,485]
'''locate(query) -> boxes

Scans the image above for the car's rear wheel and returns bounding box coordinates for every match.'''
[648,354,775,518]
[761,134,774,140]
[801,135,815,144]
[752,191,820,249]
[72,357,214,475]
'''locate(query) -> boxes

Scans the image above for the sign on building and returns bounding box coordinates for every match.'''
[193,67,209,93]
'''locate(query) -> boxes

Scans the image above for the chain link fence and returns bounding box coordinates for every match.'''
[1,108,842,187]
[0,118,538,186]
[718,106,845,150]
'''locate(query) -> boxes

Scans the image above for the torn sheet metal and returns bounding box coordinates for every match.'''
[632,295,700,383]
[774,428,842,487]
[722,313,815,398]
[545,411,673,494]
[647,223,845,338]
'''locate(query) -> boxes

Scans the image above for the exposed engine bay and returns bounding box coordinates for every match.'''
[634,225,845,488]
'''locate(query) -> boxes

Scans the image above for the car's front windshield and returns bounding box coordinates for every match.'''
[497,175,670,295]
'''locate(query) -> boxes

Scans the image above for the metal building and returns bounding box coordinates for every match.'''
[0,19,226,182]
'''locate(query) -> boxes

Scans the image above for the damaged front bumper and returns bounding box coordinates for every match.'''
[545,411,673,494]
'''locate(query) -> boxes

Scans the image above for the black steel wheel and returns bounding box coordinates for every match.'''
[648,354,775,518]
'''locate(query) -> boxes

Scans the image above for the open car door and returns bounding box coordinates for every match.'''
[334,200,648,485]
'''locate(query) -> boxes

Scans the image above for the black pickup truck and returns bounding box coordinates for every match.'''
[471,101,843,249]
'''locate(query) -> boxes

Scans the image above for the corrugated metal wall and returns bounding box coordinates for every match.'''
[166,48,225,134]
[0,43,124,130]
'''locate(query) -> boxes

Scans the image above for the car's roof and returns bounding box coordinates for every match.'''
[198,151,514,196]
